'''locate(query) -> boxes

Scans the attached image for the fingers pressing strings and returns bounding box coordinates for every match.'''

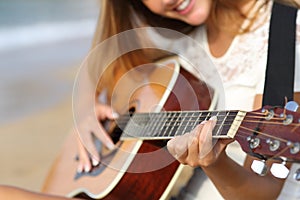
[199,116,217,159]
[167,117,218,165]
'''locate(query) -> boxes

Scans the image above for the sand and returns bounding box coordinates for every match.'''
[0,19,95,194]
[0,95,74,193]
[0,52,81,194]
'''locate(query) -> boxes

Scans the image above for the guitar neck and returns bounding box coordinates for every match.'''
[117,106,300,162]
[119,110,247,140]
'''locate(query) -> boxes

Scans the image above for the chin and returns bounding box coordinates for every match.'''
[184,11,209,26]
[185,16,207,26]
[186,19,205,26]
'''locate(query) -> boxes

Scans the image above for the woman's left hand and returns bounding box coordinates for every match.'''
[167,116,232,168]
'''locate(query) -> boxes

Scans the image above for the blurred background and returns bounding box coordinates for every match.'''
[0,0,99,192]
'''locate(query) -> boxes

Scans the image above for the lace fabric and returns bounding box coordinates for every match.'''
[199,1,271,85]
[192,1,300,111]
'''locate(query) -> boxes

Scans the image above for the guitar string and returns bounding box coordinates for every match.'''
[239,126,290,143]
[111,107,291,118]
[292,123,300,133]
[113,110,299,140]
[114,113,238,127]
[113,109,299,162]
[119,113,299,161]
[113,111,297,125]
[120,124,299,162]
[119,119,299,130]
[115,114,299,130]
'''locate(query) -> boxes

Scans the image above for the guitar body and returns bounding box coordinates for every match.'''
[42,58,215,199]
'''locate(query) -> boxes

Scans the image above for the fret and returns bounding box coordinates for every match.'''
[192,112,201,127]
[174,112,192,137]
[143,113,159,137]
[211,111,220,137]
[134,113,145,137]
[185,112,203,132]
[160,112,174,138]
[187,111,209,133]
[143,114,153,137]
[120,110,244,140]
[140,116,150,138]
[158,112,168,136]
[213,111,229,137]
[212,111,239,139]
[164,112,177,137]
[133,114,146,137]
[150,112,164,136]
[227,111,246,138]
[122,115,138,138]
[204,111,211,121]
[167,112,183,137]
[123,113,149,138]
[157,112,168,137]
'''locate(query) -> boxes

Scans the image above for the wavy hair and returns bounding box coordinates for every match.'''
[90,0,298,97]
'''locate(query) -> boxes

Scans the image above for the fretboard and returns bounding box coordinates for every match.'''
[119,110,247,140]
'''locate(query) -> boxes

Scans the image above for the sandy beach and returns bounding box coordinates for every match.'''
[0,24,96,195]
[0,91,74,193]
[0,0,100,195]
[0,57,80,194]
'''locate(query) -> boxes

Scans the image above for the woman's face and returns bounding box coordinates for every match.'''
[142,0,212,25]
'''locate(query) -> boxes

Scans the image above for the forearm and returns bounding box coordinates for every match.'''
[202,152,284,200]
[0,185,74,200]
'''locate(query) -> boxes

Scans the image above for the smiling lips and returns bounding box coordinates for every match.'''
[175,0,193,15]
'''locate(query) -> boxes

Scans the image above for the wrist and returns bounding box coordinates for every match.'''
[202,150,228,170]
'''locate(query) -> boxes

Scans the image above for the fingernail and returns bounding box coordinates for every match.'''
[209,116,217,121]
[107,142,115,150]
[84,164,91,172]
[92,158,99,166]
[77,164,83,173]
[112,112,119,118]
[209,116,217,127]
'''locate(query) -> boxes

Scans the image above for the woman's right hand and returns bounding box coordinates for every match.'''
[76,103,118,173]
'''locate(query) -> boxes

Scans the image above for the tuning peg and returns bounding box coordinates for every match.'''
[251,160,268,176]
[270,161,290,179]
[287,141,300,154]
[293,168,300,181]
[285,101,299,112]
[247,136,260,149]
[266,138,280,151]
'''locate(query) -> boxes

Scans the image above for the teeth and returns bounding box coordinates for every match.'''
[177,0,190,11]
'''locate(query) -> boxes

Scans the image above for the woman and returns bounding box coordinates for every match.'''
[1,0,299,199]
[75,0,215,173]
[77,0,263,173]
[75,0,300,199]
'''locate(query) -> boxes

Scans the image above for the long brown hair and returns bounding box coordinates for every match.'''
[276,0,300,7]
[90,0,297,98]
[209,0,299,34]
[91,0,194,97]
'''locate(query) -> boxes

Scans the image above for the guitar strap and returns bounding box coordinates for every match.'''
[262,2,297,106]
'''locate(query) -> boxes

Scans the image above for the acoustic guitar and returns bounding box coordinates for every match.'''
[42,57,300,199]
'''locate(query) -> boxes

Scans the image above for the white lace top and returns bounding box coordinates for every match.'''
[191,1,300,112]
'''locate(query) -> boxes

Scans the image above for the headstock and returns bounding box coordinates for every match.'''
[235,101,300,178]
